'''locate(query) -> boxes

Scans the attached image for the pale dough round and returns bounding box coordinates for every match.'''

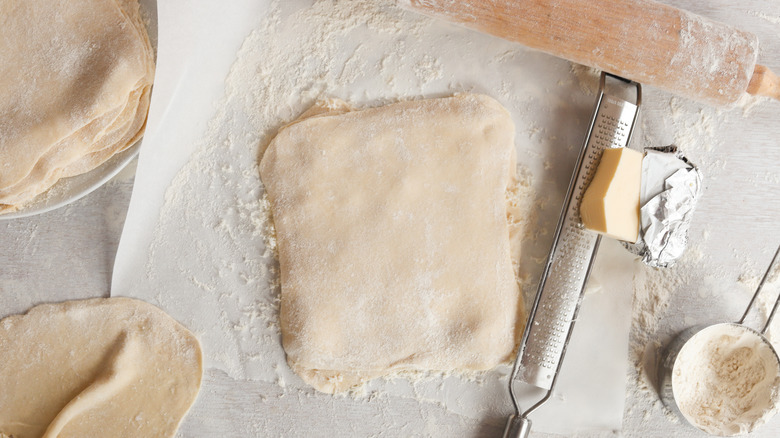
[0,0,155,212]
[0,298,202,437]
[260,94,523,393]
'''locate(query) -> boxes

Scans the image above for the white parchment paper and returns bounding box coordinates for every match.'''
[111,0,635,434]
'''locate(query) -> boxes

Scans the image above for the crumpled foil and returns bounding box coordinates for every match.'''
[623,146,702,268]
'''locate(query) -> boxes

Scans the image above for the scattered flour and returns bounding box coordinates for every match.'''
[145,0,440,382]
[135,0,550,432]
[570,63,600,96]
[748,10,780,26]
[124,0,779,434]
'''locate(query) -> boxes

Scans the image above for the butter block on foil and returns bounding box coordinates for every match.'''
[579,147,643,243]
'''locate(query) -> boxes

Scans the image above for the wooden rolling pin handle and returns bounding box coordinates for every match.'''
[748,65,780,100]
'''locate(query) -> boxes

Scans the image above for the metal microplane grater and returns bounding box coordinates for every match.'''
[502,72,641,438]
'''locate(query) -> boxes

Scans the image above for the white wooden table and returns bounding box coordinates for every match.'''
[2,1,780,436]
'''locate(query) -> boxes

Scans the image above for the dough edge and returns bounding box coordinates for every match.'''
[261,94,525,394]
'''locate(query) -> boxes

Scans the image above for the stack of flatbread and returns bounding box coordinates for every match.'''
[0,0,154,213]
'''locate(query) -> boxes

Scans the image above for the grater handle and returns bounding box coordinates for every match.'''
[502,414,532,438]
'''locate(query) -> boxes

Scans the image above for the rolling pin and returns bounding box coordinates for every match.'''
[399,0,780,106]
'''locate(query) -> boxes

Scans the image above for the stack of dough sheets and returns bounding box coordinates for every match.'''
[0,0,155,213]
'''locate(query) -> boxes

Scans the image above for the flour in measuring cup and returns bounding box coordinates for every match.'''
[673,324,780,436]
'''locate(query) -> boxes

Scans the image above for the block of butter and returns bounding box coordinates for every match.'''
[579,147,643,243]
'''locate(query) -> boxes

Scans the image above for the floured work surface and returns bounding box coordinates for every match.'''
[260,94,523,393]
[0,0,154,213]
[110,0,638,435]
[0,298,202,438]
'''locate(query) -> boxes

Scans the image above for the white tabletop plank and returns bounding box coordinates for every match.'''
[2,1,780,437]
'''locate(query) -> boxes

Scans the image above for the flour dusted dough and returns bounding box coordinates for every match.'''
[0,0,154,212]
[260,94,523,393]
[0,298,202,437]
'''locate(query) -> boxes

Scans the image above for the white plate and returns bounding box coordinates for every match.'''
[0,0,157,220]
[0,142,142,220]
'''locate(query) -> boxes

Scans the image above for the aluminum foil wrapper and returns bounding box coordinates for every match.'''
[624,146,702,268]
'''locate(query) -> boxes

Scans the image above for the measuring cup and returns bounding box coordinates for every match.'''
[659,246,780,436]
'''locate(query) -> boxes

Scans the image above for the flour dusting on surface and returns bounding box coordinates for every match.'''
[135,0,554,431]
[116,0,780,435]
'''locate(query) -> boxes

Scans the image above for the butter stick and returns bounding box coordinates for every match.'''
[580,148,643,243]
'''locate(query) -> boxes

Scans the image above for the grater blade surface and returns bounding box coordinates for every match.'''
[518,91,639,390]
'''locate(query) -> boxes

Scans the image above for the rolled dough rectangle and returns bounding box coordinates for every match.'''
[260,94,523,393]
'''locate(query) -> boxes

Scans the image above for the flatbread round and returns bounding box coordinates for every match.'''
[0,298,202,437]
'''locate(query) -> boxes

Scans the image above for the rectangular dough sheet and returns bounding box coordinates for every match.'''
[260,94,523,393]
